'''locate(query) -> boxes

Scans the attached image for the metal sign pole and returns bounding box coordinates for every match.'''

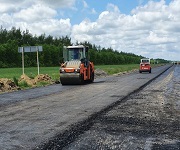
[37,47,40,75]
[22,47,24,75]
[18,46,42,75]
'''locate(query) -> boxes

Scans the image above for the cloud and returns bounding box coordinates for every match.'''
[0,0,76,14]
[0,0,32,13]
[83,0,88,8]
[0,0,73,36]
[0,13,13,29]
[0,0,180,61]
[145,31,177,45]
[91,8,97,14]
[71,0,180,60]
[16,18,72,37]
[38,0,76,9]
[14,4,57,22]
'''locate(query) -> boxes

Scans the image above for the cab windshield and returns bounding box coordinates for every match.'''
[67,48,84,60]
[141,59,150,63]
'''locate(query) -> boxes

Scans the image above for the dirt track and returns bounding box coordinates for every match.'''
[0,64,179,150]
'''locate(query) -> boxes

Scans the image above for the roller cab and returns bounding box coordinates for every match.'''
[60,45,94,85]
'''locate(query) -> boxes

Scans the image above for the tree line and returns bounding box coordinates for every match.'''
[0,27,169,68]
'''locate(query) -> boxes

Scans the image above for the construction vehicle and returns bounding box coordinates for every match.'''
[139,58,151,73]
[60,45,94,85]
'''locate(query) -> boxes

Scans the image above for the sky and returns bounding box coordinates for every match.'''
[0,0,179,61]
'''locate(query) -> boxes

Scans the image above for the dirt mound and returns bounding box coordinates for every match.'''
[19,74,36,86]
[0,74,54,94]
[19,74,54,87]
[34,74,52,83]
[0,78,19,93]
[95,69,108,77]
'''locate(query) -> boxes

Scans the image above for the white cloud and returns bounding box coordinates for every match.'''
[16,18,71,37]
[0,0,33,13]
[14,4,57,22]
[0,0,75,14]
[146,31,176,44]
[37,0,76,9]
[0,13,13,29]
[83,0,88,8]
[0,0,73,37]
[0,0,180,61]
[71,0,180,61]
[91,8,97,14]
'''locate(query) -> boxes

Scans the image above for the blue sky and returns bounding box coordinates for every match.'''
[62,1,145,24]
[0,0,179,61]
[64,0,172,25]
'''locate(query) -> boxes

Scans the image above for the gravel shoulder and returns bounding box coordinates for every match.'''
[0,64,173,150]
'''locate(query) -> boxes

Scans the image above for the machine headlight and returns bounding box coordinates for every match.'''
[60,68,65,73]
[75,68,80,73]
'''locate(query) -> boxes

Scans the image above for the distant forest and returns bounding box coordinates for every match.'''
[0,27,169,68]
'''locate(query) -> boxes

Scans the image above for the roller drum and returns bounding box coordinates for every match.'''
[60,73,83,85]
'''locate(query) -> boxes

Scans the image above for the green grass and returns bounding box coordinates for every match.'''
[0,67,60,81]
[0,64,162,80]
[18,81,32,89]
[95,64,139,75]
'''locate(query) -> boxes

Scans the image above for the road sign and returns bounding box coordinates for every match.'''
[18,46,42,53]
[18,46,43,75]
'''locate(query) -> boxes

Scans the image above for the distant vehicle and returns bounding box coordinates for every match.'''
[139,58,151,73]
[59,45,94,85]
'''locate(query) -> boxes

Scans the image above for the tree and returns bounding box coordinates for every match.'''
[0,27,166,68]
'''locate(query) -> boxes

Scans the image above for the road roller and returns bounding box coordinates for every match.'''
[60,45,94,85]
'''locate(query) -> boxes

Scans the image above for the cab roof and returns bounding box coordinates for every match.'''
[67,45,85,49]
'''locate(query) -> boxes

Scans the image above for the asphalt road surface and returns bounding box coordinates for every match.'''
[0,64,178,150]
[64,65,180,150]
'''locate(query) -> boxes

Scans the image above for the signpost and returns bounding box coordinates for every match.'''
[18,46,43,75]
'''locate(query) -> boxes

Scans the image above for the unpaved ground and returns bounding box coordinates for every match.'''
[0,78,19,93]
[63,65,180,150]
[0,74,53,93]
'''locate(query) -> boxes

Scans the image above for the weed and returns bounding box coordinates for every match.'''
[13,76,19,86]
[36,81,49,87]
[18,81,31,89]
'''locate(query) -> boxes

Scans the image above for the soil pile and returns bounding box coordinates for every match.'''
[19,74,36,86]
[95,69,108,78]
[0,74,54,93]
[34,74,52,83]
[0,78,19,93]
[19,74,54,87]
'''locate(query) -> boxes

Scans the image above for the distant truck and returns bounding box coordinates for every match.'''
[139,58,151,73]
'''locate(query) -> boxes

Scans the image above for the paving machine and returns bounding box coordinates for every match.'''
[60,45,94,85]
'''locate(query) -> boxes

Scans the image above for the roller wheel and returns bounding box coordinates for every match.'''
[79,74,84,84]
[149,68,151,73]
[90,72,94,83]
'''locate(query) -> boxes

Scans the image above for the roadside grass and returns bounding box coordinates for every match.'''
[95,64,139,75]
[0,64,161,80]
[18,81,32,89]
[0,67,60,81]
[0,67,60,90]
[36,81,51,87]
